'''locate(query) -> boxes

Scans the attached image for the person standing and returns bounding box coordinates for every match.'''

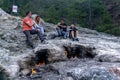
[22,11,45,49]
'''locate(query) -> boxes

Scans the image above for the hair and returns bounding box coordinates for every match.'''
[26,11,31,16]
[71,23,75,25]
[35,16,40,24]
[61,18,66,22]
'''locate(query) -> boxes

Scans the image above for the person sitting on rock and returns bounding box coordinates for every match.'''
[56,19,68,38]
[35,15,45,35]
[69,23,79,41]
[22,11,45,49]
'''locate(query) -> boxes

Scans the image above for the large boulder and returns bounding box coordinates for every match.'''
[34,44,67,62]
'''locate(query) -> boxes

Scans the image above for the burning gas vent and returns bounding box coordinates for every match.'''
[64,44,96,59]
[19,44,96,79]
[31,49,49,74]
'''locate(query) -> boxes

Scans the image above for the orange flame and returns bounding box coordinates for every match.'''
[32,68,37,74]
[75,55,78,58]
[36,61,45,67]
[65,51,68,56]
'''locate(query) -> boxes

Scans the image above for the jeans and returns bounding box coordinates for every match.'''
[62,31,68,38]
[23,30,44,48]
[56,27,62,36]
[37,27,44,34]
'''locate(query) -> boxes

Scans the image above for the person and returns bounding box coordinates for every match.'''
[56,19,68,38]
[35,15,45,35]
[69,23,79,41]
[22,11,45,49]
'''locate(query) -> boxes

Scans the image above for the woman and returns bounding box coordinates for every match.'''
[35,16,45,35]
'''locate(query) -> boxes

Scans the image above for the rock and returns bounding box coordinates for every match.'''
[7,64,19,78]
[63,77,73,80]
[64,44,96,58]
[44,23,56,32]
[17,53,36,70]
[0,66,10,80]
[1,8,120,80]
[0,8,10,17]
[68,67,118,80]
[47,32,57,39]
[95,54,120,62]
[21,69,31,76]
[34,44,67,62]
[0,8,21,30]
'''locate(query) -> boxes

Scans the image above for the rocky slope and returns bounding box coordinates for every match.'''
[0,8,120,80]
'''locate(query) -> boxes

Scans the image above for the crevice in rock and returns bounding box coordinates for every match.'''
[63,44,96,59]
[18,49,49,77]
[18,44,97,79]
[34,49,49,65]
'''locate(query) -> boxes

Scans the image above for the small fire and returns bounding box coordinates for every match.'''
[31,61,45,75]
[75,55,78,58]
[32,68,37,74]
[65,51,68,56]
[36,61,45,67]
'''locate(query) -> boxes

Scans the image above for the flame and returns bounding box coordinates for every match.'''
[36,61,45,67]
[65,51,68,56]
[75,55,78,58]
[31,61,45,75]
[32,68,37,74]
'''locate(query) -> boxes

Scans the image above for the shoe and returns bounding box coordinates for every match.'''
[41,40,48,44]
[72,38,75,41]
[63,36,67,39]
[75,38,79,41]
[43,34,47,37]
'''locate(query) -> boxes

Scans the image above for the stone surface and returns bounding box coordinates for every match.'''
[34,44,67,62]
[0,8,21,30]
[0,8,120,80]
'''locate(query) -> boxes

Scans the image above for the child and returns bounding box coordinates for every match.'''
[69,23,79,41]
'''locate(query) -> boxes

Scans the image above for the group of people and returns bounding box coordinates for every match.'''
[56,19,79,41]
[22,11,79,49]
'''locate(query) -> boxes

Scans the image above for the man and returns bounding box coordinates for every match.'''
[69,23,79,41]
[23,11,45,49]
[56,19,68,38]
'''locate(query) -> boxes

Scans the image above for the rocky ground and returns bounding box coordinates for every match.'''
[0,8,120,80]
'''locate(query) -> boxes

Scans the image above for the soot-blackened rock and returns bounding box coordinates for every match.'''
[64,45,96,59]
[34,49,49,64]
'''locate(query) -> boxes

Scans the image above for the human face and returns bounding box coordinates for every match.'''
[61,20,65,24]
[71,24,75,27]
[28,12,32,17]
[37,16,40,21]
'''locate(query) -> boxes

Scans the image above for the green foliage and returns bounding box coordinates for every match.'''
[110,27,120,36]
[1,0,120,36]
